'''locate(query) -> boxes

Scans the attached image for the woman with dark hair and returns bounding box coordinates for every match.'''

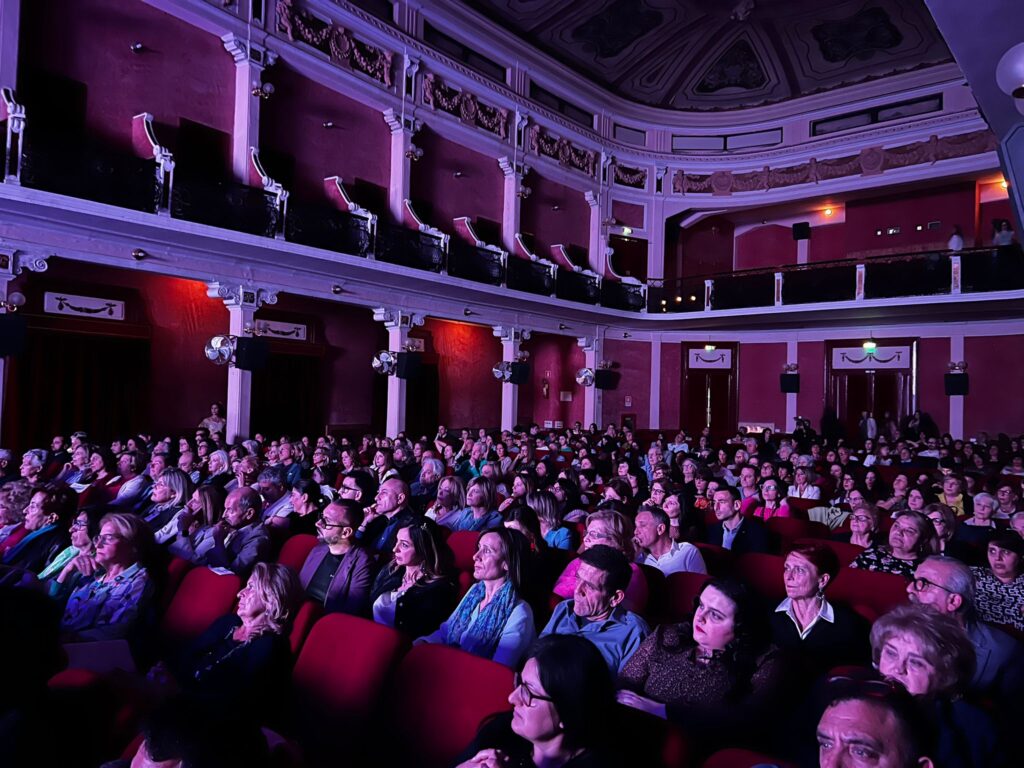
[77,446,120,508]
[418,527,536,668]
[371,518,458,639]
[600,477,634,510]
[663,487,705,543]
[851,510,937,578]
[550,476,585,524]
[38,507,101,601]
[970,534,1024,631]
[499,472,536,514]
[455,635,618,768]
[749,477,791,521]
[287,478,325,536]
[616,578,785,751]
[770,542,869,672]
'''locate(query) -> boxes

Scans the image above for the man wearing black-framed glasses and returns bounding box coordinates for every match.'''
[907,555,1023,719]
[299,499,374,615]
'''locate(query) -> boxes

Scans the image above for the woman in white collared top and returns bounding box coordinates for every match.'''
[787,466,821,500]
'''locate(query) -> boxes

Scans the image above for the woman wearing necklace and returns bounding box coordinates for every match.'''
[426,476,467,529]
[769,543,868,674]
[170,562,299,712]
[371,518,458,639]
[418,527,535,668]
[616,578,786,756]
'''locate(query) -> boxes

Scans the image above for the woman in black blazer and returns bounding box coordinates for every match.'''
[370,518,458,639]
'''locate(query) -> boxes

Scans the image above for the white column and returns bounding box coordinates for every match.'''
[646,195,666,285]
[207,282,278,443]
[493,326,530,432]
[796,239,809,265]
[383,108,421,223]
[0,0,21,90]
[578,335,604,428]
[786,341,799,432]
[585,190,606,276]
[0,250,47,440]
[498,156,526,253]
[649,338,661,429]
[949,335,965,440]
[222,34,277,184]
[374,308,424,437]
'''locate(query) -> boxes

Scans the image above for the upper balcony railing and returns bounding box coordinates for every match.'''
[648,247,1024,313]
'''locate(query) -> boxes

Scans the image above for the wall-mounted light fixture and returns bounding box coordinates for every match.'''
[251,82,274,99]
[783,363,799,373]
[558,323,569,330]
[1,291,26,312]
[322,120,338,129]
[129,42,145,54]
[863,340,878,354]
[824,207,834,217]
[131,248,148,261]
[517,185,532,199]
[331,284,343,295]
[405,145,424,162]
[948,361,968,373]
[463,308,476,316]
[452,171,464,179]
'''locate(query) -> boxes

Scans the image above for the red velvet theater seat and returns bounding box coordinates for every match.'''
[159,567,241,653]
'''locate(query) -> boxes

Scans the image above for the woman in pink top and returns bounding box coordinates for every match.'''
[749,478,791,520]
[552,508,648,614]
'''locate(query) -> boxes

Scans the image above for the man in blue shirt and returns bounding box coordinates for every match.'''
[541,545,649,673]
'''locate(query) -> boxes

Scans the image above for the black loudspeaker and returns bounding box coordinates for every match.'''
[792,222,811,240]
[234,337,269,371]
[780,373,800,393]
[594,370,619,390]
[0,314,27,356]
[396,351,422,379]
[944,373,969,396]
[509,361,530,385]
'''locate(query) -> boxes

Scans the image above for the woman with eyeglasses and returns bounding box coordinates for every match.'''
[749,477,791,521]
[871,604,1001,768]
[551,509,648,614]
[37,508,100,601]
[60,512,156,643]
[417,527,535,668]
[921,502,973,563]
[851,510,937,579]
[455,635,618,768]
[831,494,881,549]
[770,543,869,673]
[371,518,458,639]
[616,578,786,754]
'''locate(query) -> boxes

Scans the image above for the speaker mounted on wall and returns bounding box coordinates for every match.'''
[0,314,27,357]
[792,222,811,241]
[594,370,619,390]
[233,337,269,371]
[780,373,800,394]
[396,351,423,379]
[944,373,969,396]
[508,361,531,385]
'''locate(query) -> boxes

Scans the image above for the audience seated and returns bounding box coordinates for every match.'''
[419,527,535,667]
[299,498,375,615]
[2,420,1023,765]
[542,545,649,674]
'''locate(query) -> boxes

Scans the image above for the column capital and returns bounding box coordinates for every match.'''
[206,281,278,309]
[492,326,531,343]
[221,34,278,68]
[498,156,530,179]
[382,107,422,136]
[0,248,49,279]
[576,336,602,353]
[372,306,425,329]
[584,190,600,208]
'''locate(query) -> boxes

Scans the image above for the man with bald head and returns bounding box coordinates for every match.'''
[357,477,418,555]
[175,486,270,577]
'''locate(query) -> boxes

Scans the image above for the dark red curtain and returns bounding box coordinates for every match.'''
[3,328,151,449]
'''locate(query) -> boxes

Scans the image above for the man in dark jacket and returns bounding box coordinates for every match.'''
[705,485,769,554]
[299,499,375,615]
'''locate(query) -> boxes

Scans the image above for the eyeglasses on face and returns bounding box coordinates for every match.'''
[93,533,122,546]
[317,514,347,530]
[513,672,555,707]
[912,576,954,594]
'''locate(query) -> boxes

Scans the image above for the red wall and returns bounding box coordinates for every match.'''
[734,226,796,271]
[517,334,584,428]
[611,200,645,229]
[844,183,976,256]
[519,173,589,252]
[979,199,1018,245]
[796,341,826,426]
[420,319,501,428]
[20,0,234,152]
[261,65,390,203]
[602,339,651,429]
[964,335,1024,437]
[917,337,950,435]
[808,223,846,263]
[659,342,682,429]
[737,343,787,429]
[610,235,648,280]
[672,216,735,280]
[411,127,503,236]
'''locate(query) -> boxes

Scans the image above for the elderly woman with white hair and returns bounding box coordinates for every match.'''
[141,468,193,543]
[200,449,232,490]
[19,449,47,485]
[955,492,1000,548]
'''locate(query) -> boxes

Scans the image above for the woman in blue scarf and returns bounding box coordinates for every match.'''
[417,527,535,668]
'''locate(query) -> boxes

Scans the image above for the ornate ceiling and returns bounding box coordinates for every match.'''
[458,0,954,110]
